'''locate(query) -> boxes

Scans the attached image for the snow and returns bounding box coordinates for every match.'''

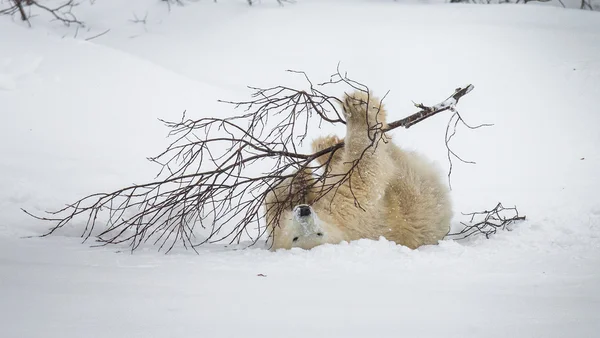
[1,1,600,337]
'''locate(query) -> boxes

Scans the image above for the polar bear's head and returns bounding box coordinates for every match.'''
[273,204,327,250]
[264,175,344,250]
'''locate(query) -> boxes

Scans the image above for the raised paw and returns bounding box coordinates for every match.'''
[341,90,388,129]
[311,134,343,166]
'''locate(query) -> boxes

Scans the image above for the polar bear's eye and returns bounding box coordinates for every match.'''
[292,237,299,242]
[317,233,323,237]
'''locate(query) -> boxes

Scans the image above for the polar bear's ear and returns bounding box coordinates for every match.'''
[265,169,316,210]
[288,168,317,205]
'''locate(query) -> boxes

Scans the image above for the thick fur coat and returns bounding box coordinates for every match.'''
[264,91,453,250]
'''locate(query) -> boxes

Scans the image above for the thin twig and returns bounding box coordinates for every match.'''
[85,29,110,41]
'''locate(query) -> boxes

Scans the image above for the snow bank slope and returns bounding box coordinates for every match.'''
[1,2,600,338]
[0,20,234,236]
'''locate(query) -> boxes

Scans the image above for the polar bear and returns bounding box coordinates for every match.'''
[264,90,453,250]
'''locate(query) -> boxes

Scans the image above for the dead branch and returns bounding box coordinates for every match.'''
[23,65,476,253]
[446,202,527,240]
[161,0,185,12]
[0,0,28,21]
[444,109,494,190]
[1,0,83,26]
[580,0,594,10]
[84,28,110,41]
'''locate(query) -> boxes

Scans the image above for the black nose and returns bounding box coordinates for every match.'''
[298,205,311,217]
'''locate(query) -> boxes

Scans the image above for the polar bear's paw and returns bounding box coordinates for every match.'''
[342,90,387,129]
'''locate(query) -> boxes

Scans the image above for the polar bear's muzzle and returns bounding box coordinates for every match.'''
[291,204,324,244]
[296,205,312,217]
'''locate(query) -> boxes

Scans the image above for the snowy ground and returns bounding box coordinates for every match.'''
[1,1,600,337]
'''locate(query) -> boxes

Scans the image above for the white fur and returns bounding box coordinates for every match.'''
[264,91,452,250]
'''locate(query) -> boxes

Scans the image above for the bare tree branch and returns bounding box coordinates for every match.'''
[23,66,476,253]
[444,109,494,190]
[1,0,83,26]
[161,0,185,12]
[446,202,527,240]
[85,28,110,41]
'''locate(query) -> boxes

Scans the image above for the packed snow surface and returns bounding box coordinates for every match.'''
[1,1,599,337]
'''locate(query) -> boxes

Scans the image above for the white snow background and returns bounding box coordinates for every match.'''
[1,1,599,337]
